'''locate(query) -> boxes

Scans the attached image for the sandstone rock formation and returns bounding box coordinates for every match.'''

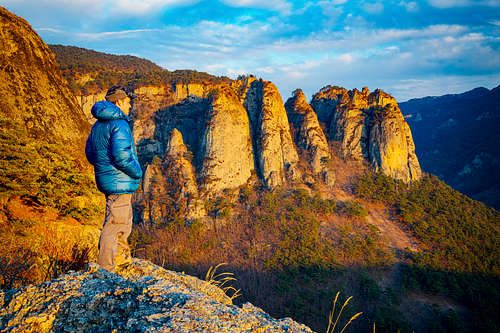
[236,78,301,188]
[153,96,210,169]
[0,6,89,151]
[131,85,173,142]
[173,82,213,100]
[199,86,254,193]
[0,259,314,332]
[285,89,334,185]
[138,129,205,223]
[368,102,422,182]
[311,86,421,182]
[310,85,350,124]
[75,92,106,124]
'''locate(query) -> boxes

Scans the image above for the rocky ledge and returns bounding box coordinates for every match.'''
[0,259,313,332]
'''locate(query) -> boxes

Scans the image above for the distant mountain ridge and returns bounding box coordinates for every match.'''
[400,85,500,209]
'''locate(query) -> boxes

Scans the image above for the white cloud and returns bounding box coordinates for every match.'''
[37,27,160,40]
[338,53,354,63]
[220,0,292,14]
[362,2,384,14]
[255,66,275,73]
[10,0,498,103]
[111,0,199,15]
[398,1,419,12]
[3,0,199,23]
[428,0,500,8]
[318,1,344,27]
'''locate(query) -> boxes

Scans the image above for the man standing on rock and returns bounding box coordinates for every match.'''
[85,85,142,273]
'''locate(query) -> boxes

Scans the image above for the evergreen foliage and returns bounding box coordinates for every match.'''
[355,172,500,332]
[355,172,500,274]
[0,114,102,220]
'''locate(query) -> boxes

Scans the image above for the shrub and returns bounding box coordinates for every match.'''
[342,201,368,219]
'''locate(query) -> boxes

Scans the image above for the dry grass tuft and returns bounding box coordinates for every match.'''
[326,291,362,333]
[205,263,241,301]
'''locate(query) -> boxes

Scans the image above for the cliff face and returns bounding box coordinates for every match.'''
[137,129,204,223]
[75,92,106,124]
[285,89,334,185]
[236,78,301,188]
[0,259,313,332]
[0,6,89,150]
[311,86,421,182]
[199,86,255,193]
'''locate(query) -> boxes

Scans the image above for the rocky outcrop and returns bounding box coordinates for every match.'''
[173,82,213,100]
[310,85,350,124]
[285,89,334,185]
[130,85,173,142]
[0,259,313,332]
[139,129,205,222]
[0,6,89,151]
[75,92,106,124]
[311,86,421,182]
[367,101,422,182]
[199,86,254,193]
[236,78,301,188]
[153,96,210,169]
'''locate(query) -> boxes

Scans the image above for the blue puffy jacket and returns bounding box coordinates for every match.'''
[85,101,142,195]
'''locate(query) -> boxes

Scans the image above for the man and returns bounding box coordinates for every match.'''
[85,85,142,273]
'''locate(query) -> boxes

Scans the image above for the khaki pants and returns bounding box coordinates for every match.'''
[97,194,132,273]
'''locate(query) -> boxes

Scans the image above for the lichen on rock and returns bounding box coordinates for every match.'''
[0,259,314,332]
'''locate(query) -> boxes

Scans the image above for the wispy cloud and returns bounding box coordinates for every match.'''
[220,0,292,14]
[428,0,500,8]
[398,1,419,12]
[362,2,384,14]
[111,0,199,15]
[38,27,160,39]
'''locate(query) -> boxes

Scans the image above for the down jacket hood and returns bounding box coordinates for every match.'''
[91,101,130,121]
[86,101,142,195]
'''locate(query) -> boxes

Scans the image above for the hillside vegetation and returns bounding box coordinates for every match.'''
[0,7,103,292]
[0,113,103,288]
[129,172,500,333]
[49,44,231,94]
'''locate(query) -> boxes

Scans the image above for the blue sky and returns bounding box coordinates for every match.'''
[4,0,500,101]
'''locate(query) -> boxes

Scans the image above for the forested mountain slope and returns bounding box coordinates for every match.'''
[400,86,500,209]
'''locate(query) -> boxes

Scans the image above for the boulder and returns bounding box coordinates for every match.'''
[0,259,314,332]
